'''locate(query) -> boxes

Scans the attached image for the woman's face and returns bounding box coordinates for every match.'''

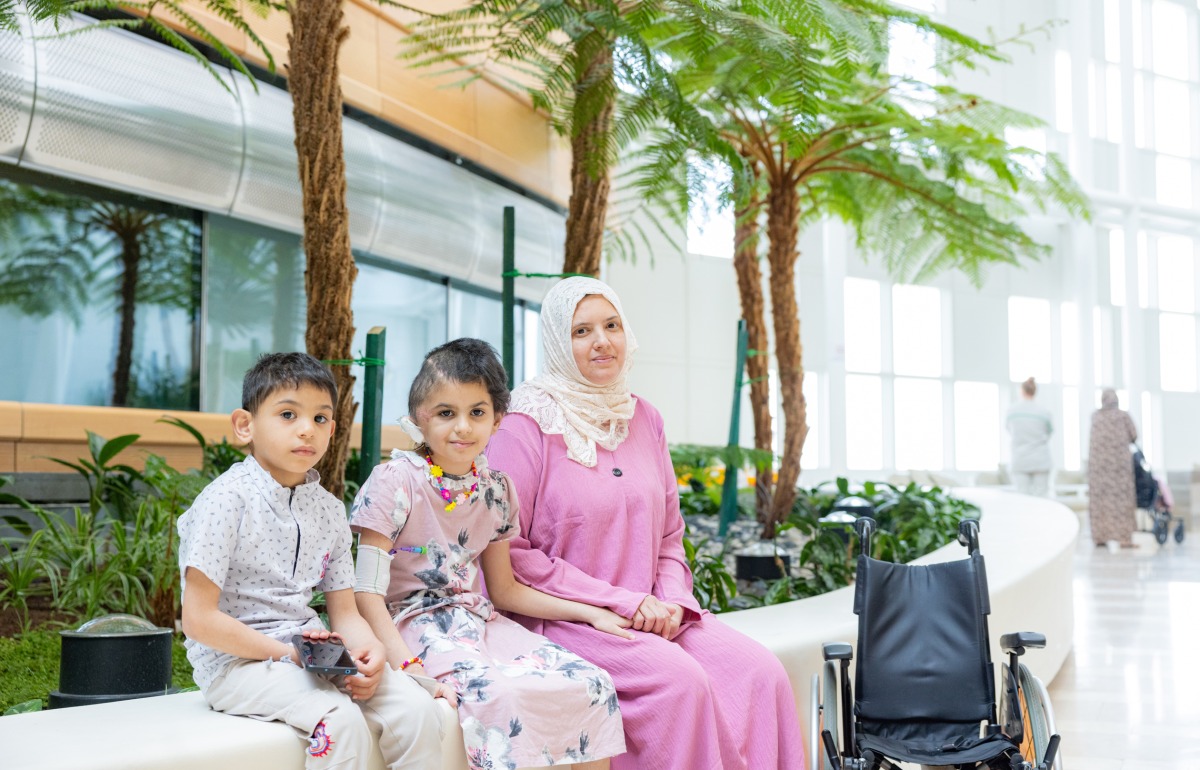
[570,295,626,386]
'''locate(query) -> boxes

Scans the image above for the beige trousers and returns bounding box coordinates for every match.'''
[205,657,443,770]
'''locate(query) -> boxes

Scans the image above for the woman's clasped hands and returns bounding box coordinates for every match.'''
[632,595,684,640]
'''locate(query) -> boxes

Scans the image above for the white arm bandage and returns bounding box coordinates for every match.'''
[354,544,393,595]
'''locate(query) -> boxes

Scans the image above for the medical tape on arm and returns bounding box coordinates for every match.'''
[354,544,393,595]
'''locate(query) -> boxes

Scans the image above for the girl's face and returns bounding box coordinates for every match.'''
[570,295,626,386]
[412,379,501,475]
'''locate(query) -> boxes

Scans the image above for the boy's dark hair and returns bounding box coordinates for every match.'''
[242,352,338,414]
[409,338,510,417]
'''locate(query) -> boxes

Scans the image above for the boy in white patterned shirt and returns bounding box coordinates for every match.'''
[178,352,443,769]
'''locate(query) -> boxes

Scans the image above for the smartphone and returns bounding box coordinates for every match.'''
[291,635,359,676]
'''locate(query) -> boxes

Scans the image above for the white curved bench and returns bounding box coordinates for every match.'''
[0,489,1077,769]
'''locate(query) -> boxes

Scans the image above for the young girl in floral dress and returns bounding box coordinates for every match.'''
[350,338,629,770]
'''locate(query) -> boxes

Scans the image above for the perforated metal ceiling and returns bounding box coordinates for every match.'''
[0,11,561,301]
[0,15,34,164]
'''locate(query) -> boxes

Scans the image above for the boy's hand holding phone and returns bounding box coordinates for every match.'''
[343,641,385,701]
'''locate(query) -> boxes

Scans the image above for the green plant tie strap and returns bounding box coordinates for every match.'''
[320,355,386,368]
[501,270,595,279]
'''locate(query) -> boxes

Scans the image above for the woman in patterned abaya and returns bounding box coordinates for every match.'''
[486,276,806,770]
[1087,388,1138,548]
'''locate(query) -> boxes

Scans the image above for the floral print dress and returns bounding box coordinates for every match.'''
[349,450,625,769]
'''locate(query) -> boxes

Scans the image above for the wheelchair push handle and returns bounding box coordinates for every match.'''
[957,519,981,554]
[854,517,876,556]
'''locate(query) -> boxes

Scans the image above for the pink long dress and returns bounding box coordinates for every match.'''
[486,399,806,770]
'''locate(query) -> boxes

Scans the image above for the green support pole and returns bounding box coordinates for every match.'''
[502,206,516,390]
[718,319,749,537]
[359,326,386,488]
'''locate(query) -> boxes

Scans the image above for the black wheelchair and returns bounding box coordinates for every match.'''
[810,518,1061,770]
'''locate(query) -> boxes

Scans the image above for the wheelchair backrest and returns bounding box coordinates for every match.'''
[853,551,995,723]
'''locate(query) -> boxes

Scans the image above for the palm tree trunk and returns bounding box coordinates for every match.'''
[112,229,142,407]
[732,168,773,524]
[562,38,614,277]
[763,177,808,538]
[288,0,356,499]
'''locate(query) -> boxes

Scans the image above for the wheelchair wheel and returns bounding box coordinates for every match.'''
[821,661,839,770]
[1175,519,1185,543]
[1018,664,1060,770]
[809,673,820,770]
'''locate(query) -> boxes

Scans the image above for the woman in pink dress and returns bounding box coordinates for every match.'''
[486,277,806,770]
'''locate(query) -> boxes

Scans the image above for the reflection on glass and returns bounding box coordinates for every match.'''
[352,264,447,423]
[203,215,305,412]
[0,173,198,408]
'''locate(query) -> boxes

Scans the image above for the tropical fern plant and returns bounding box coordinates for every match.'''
[628,5,1090,536]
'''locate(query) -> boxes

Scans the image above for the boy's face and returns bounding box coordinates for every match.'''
[232,384,336,488]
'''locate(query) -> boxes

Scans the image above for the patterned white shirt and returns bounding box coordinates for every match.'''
[177,455,354,689]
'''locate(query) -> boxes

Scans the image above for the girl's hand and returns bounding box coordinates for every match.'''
[433,682,459,707]
[587,607,635,640]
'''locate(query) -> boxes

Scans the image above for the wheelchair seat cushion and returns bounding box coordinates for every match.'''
[857,720,1018,767]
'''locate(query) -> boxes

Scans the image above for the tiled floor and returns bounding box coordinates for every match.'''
[1047,513,1199,770]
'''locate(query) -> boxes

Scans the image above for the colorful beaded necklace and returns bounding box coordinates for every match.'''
[424,449,479,512]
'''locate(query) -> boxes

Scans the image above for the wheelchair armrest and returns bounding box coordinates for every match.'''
[823,642,853,661]
[1000,631,1046,655]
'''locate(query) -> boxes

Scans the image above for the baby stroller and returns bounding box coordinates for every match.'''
[810,518,1060,770]
[1132,446,1184,545]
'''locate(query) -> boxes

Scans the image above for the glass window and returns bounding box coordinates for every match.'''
[892,284,941,376]
[522,305,541,384]
[1156,155,1193,208]
[0,171,199,409]
[1055,51,1073,133]
[845,374,883,470]
[801,373,820,468]
[1159,312,1197,391]
[1141,392,1154,464]
[1138,232,1151,308]
[1008,296,1052,382]
[1061,301,1080,386]
[1151,0,1190,79]
[1105,65,1123,143]
[954,381,999,471]
[203,215,305,412]
[449,288,502,348]
[1156,234,1195,312]
[894,378,943,471]
[1132,0,1145,69]
[1062,387,1080,471]
[1109,228,1127,306]
[1104,0,1121,63]
[1154,78,1191,156]
[844,278,881,373]
[352,266,447,422]
[1134,74,1147,148]
[889,21,937,82]
[686,159,733,259]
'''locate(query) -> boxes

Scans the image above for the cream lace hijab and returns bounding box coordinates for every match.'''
[509,277,639,467]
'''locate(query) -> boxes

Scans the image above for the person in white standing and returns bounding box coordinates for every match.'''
[1005,377,1053,496]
